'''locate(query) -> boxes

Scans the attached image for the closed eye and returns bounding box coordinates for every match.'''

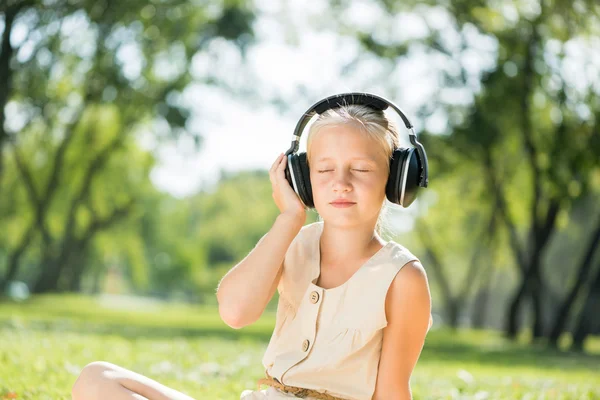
[317,169,370,173]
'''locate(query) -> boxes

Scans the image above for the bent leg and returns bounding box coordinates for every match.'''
[72,361,196,400]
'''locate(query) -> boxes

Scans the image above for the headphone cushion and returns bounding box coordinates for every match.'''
[386,148,408,205]
[386,148,421,207]
[296,152,313,208]
[285,155,294,192]
[288,153,313,208]
[402,149,421,207]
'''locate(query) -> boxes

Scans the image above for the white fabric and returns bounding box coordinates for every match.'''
[241,222,420,400]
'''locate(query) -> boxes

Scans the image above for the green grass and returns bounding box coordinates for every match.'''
[0,294,599,400]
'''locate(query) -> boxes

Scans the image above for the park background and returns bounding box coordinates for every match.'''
[0,0,599,399]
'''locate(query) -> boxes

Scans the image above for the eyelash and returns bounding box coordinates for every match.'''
[317,169,370,173]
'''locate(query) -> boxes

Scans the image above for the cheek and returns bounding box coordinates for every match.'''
[364,171,389,198]
[363,176,388,200]
[310,175,329,199]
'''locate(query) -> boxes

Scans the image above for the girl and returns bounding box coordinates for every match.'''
[219,102,432,400]
[70,100,432,400]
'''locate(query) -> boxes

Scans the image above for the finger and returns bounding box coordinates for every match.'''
[276,155,288,179]
[276,166,291,190]
[269,154,284,183]
[270,154,282,173]
[279,155,287,169]
[278,154,287,171]
[272,153,284,169]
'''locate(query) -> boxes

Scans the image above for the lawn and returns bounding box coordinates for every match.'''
[0,294,598,400]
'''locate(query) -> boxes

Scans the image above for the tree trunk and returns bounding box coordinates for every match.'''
[503,21,563,341]
[504,22,540,340]
[67,248,89,292]
[446,299,460,328]
[417,207,497,330]
[33,257,68,293]
[471,271,493,329]
[531,273,544,339]
[506,260,546,340]
[469,220,498,329]
[33,236,77,293]
[2,123,80,291]
[0,225,36,291]
[506,279,528,339]
[572,259,600,351]
[548,213,600,347]
[33,199,133,293]
[0,5,20,186]
[506,248,540,339]
[91,264,104,294]
[505,200,559,340]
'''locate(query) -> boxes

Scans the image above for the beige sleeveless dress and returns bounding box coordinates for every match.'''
[240,221,421,400]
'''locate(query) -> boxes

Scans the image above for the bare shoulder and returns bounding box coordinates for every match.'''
[399,259,427,279]
[391,260,429,293]
[385,259,431,325]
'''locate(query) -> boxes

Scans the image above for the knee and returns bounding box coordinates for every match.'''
[71,361,117,400]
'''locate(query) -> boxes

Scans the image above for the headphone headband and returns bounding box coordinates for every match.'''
[285,92,429,188]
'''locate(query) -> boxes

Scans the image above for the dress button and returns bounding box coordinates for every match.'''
[310,291,320,304]
[302,339,310,352]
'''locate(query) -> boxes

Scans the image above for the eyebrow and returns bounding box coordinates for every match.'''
[313,157,378,163]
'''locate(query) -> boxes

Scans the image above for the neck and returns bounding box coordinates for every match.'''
[319,219,385,266]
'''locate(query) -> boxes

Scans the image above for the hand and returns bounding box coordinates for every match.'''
[269,153,306,221]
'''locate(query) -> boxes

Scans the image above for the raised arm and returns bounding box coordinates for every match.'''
[216,153,306,329]
[216,213,303,329]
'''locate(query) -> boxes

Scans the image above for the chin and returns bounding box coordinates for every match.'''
[317,205,380,228]
[318,212,364,228]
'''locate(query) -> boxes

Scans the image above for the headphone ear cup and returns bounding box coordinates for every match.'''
[386,148,408,205]
[401,148,421,207]
[386,148,421,207]
[284,155,294,191]
[296,152,314,208]
[286,153,314,209]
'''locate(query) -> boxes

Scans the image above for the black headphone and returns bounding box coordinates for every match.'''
[284,92,429,209]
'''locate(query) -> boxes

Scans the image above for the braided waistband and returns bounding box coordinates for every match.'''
[256,370,346,400]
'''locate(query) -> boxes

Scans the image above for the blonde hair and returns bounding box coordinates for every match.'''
[305,105,401,238]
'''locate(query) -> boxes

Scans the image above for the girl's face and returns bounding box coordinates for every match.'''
[309,124,389,229]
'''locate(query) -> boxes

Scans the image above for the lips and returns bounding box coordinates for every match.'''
[330,200,356,208]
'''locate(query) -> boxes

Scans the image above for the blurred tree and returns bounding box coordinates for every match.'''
[191,169,318,299]
[337,0,600,342]
[571,255,600,350]
[548,211,600,347]
[443,0,600,341]
[416,201,499,328]
[0,0,256,293]
[196,170,280,266]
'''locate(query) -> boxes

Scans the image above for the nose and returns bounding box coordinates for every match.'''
[332,170,352,193]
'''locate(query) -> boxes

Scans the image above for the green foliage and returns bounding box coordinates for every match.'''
[77,169,299,302]
[0,0,257,295]
[335,0,600,336]
[195,170,280,265]
[2,0,598,341]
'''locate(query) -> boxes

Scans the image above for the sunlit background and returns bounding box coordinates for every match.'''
[1,0,599,398]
